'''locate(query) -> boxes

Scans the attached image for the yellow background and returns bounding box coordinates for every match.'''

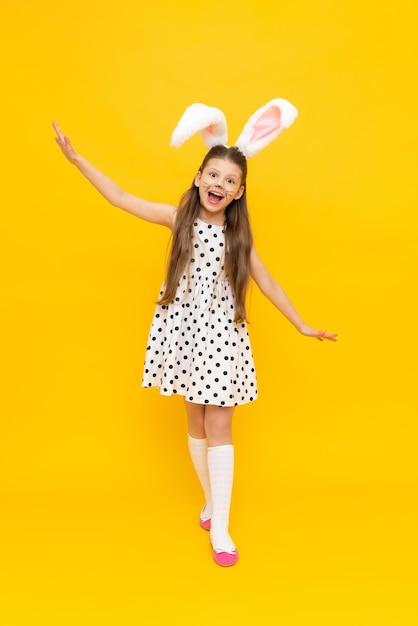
[1,0,417,624]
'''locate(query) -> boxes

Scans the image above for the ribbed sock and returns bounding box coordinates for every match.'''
[187,435,212,521]
[207,444,236,553]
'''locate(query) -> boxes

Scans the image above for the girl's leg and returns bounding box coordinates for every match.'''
[185,400,206,439]
[185,401,212,526]
[203,405,233,447]
[205,406,238,564]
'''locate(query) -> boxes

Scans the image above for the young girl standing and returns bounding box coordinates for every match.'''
[53,100,336,567]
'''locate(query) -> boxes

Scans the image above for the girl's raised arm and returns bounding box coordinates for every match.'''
[52,121,177,229]
[250,245,337,342]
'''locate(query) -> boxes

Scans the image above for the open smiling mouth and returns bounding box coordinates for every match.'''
[208,189,224,204]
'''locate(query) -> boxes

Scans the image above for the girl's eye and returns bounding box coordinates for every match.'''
[210,172,216,177]
[227,179,236,185]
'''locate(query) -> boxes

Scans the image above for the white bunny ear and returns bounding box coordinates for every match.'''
[235,98,298,158]
[170,103,228,150]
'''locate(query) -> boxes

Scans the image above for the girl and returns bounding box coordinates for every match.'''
[52,105,336,567]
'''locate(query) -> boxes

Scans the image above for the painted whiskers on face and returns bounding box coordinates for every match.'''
[193,157,246,224]
[201,183,236,201]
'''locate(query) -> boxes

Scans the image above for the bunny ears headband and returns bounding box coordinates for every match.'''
[170,98,298,158]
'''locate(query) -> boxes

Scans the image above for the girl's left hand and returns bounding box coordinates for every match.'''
[300,324,338,342]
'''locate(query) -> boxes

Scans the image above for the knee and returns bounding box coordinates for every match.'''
[205,416,233,447]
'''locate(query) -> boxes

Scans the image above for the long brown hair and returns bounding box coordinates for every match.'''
[158,145,253,323]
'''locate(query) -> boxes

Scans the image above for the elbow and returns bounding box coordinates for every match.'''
[109,189,126,209]
[258,276,277,300]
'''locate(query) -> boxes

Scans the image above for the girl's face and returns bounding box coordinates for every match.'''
[194,158,245,224]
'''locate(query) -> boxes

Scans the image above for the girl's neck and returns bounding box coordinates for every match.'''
[197,208,226,227]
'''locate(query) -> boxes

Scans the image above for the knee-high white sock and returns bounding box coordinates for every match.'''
[208,444,236,553]
[188,435,212,521]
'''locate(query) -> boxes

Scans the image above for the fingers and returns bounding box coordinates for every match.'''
[52,120,69,148]
[52,120,74,157]
[53,123,64,148]
[310,329,338,342]
[52,120,63,139]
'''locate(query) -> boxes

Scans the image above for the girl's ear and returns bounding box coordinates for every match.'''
[171,103,228,149]
[235,185,245,200]
[194,171,202,187]
[235,99,298,158]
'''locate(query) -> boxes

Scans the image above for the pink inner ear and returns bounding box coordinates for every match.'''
[250,107,282,142]
[206,125,215,134]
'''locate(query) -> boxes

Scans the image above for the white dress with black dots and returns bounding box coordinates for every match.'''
[142,219,258,407]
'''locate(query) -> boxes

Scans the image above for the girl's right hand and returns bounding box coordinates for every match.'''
[52,121,78,163]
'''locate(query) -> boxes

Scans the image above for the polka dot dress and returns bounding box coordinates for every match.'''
[142,219,257,407]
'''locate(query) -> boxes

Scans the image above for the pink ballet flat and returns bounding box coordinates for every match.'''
[212,549,239,567]
[199,517,211,531]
